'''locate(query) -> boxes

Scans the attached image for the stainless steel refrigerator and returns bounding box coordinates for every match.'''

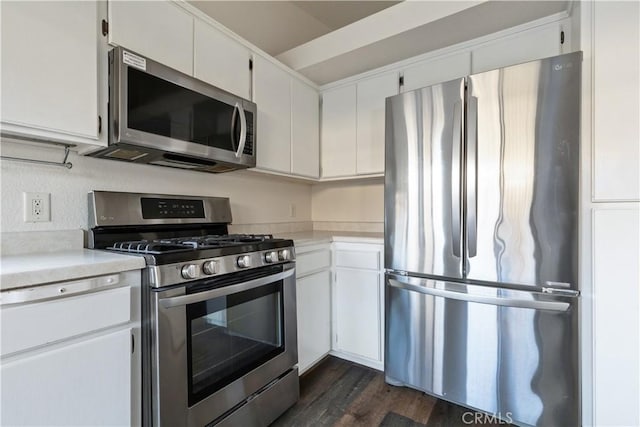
[384,51,581,427]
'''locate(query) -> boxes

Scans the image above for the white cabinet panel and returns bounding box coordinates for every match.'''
[254,56,291,173]
[356,72,398,175]
[1,1,101,142]
[296,249,331,277]
[109,0,194,75]
[472,22,562,74]
[593,208,640,427]
[1,285,130,356]
[334,268,381,361]
[1,328,132,426]
[194,20,251,99]
[296,270,331,374]
[335,249,380,271]
[321,85,357,178]
[291,79,320,178]
[402,51,471,92]
[593,1,640,201]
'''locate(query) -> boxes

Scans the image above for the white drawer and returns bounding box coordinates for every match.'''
[296,249,331,277]
[335,250,380,271]
[1,282,131,356]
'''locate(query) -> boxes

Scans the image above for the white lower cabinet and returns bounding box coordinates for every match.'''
[331,243,384,370]
[1,328,132,426]
[0,270,141,426]
[295,244,332,374]
[296,270,331,374]
[593,208,640,427]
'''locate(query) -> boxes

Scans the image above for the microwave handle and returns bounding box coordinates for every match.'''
[234,102,247,158]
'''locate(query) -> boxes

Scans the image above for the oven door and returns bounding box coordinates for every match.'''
[149,263,297,427]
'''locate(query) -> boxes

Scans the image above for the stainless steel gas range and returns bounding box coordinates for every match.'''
[88,191,299,427]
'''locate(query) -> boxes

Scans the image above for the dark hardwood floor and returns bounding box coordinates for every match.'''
[272,357,507,427]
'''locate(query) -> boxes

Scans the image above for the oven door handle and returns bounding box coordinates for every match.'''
[159,268,295,309]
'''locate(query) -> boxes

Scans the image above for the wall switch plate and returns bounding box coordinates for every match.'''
[24,192,51,222]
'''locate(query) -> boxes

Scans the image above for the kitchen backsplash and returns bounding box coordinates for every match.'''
[0,141,313,233]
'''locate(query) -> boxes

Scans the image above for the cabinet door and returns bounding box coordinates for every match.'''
[1,328,132,426]
[109,0,194,75]
[402,51,471,92]
[291,79,320,178]
[1,1,101,142]
[471,22,562,74]
[254,56,292,173]
[356,72,399,175]
[194,20,251,99]
[321,85,357,178]
[593,1,640,201]
[334,268,381,361]
[593,208,640,427]
[296,270,331,373]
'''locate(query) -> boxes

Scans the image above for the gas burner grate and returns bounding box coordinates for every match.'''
[106,234,278,254]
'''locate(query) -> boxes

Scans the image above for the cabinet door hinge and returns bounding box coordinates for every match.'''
[131,334,135,354]
[560,30,565,45]
[399,75,404,87]
[101,19,109,37]
[98,115,102,134]
[249,59,253,70]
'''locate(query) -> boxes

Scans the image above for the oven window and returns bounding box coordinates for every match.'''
[186,281,284,406]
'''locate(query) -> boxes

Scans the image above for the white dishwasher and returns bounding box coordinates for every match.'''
[0,270,140,426]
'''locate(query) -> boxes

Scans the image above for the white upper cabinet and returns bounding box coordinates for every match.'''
[109,1,194,75]
[471,22,563,73]
[356,71,399,175]
[194,20,251,100]
[254,55,292,173]
[1,1,105,146]
[592,1,640,201]
[402,51,471,92]
[321,85,357,178]
[291,79,320,178]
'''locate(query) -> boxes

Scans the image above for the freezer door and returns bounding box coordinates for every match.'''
[385,78,465,278]
[465,52,581,290]
[385,274,579,427]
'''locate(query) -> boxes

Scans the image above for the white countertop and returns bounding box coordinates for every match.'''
[0,250,146,291]
[277,230,384,247]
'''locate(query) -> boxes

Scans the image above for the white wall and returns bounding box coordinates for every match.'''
[0,141,312,233]
[311,179,384,225]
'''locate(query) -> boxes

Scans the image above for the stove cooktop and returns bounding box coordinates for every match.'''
[108,234,280,255]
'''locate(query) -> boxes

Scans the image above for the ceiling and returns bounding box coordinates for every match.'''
[189,1,400,57]
[189,1,570,85]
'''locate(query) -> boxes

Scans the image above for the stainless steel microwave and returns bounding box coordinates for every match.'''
[89,47,256,173]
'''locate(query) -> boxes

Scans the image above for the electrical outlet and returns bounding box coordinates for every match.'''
[289,203,296,218]
[24,192,51,222]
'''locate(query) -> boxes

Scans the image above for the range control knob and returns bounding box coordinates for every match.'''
[202,260,218,275]
[237,255,251,268]
[264,251,279,263]
[181,264,198,280]
[278,249,291,261]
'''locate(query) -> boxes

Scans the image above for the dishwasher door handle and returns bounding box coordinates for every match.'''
[0,274,122,306]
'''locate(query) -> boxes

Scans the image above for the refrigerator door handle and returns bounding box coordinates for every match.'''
[388,278,571,312]
[451,100,463,258]
[467,95,478,258]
